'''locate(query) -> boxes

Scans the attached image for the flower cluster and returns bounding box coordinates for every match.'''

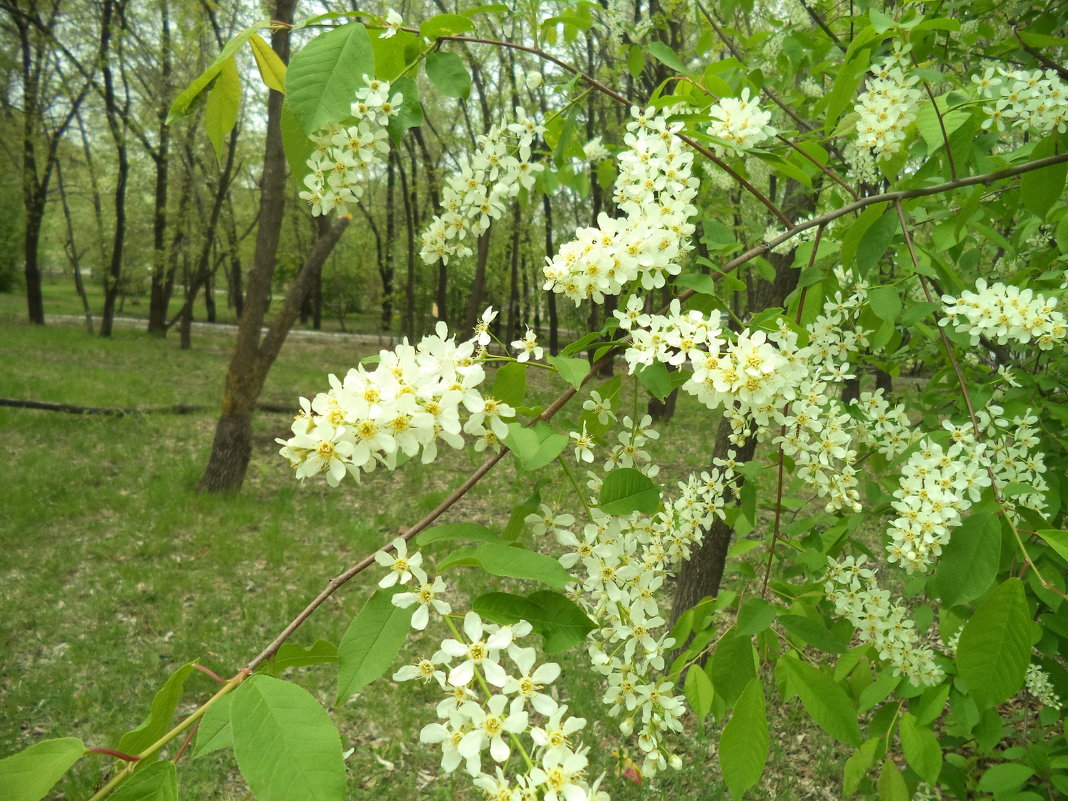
[583,136,610,163]
[1025,663,1062,710]
[543,107,698,304]
[298,76,398,216]
[705,88,776,156]
[973,67,1068,135]
[420,112,543,265]
[277,319,514,485]
[528,425,740,777]
[851,389,919,460]
[853,45,922,161]
[884,436,990,574]
[825,556,944,686]
[940,278,1067,350]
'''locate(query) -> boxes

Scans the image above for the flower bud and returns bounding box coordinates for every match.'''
[619,717,634,736]
[669,754,683,770]
[525,70,543,90]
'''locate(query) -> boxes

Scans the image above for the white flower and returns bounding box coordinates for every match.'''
[512,328,543,363]
[457,695,529,772]
[374,537,426,588]
[440,611,513,687]
[570,424,595,463]
[525,69,543,90]
[474,306,498,346]
[381,8,402,38]
[503,646,561,715]
[391,575,452,629]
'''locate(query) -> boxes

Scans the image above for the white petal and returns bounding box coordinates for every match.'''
[420,723,447,743]
[489,735,510,763]
[449,660,475,687]
[463,611,483,641]
[411,604,430,630]
[482,659,507,687]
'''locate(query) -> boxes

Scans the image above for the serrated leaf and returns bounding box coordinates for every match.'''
[899,713,941,784]
[645,41,687,73]
[503,422,569,473]
[286,22,375,135]
[636,362,672,401]
[167,20,267,121]
[384,75,422,143]
[493,362,526,407]
[781,655,861,746]
[735,598,777,636]
[280,101,315,177]
[231,676,346,801]
[419,13,474,39]
[192,694,232,759]
[720,679,768,798]
[440,543,572,589]
[978,762,1034,793]
[270,640,339,672]
[684,665,714,719]
[417,523,498,546]
[710,629,756,707]
[843,738,880,794]
[779,614,848,653]
[877,759,908,801]
[956,578,1031,709]
[598,468,660,516]
[676,273,717,295]
[0,737,84,801]
[1035,529,1068,563]
[474,590,595,653]
[935,512,1001,605]
[424,51,471,99]
[117,661,198,761]
[205,56,240,165]
[868,286,901,323]
[109,761,177,801]
[249,32,286,92]
[336,587,413,702]
[546,354,590,390]
[1021,137,1067,219]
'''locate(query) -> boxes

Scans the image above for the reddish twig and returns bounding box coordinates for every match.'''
[86,748,140,762]
[193,664,227,684]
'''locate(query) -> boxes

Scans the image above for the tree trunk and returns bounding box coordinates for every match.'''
[198,0,297,493]
[543,194,558,355]
[464,228,492,333]
[147,0,172,337]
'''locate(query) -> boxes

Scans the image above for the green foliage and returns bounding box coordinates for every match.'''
[285,22,375,135]
[0,737,84,801]
[719,679,768,798]
[336,587,413,702]
[956,578,1032,710]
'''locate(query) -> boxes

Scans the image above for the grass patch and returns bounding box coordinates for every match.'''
[1,310,846,800]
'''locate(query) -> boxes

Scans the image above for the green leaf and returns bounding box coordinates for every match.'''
[676,273,717,295]
[286,22,375,135]
[417,523,498,546]
[735,598,777,636]
[780,654,861,746]
[710,629,756,707]
[825,48,871,135]
[899,713,941,784]
[684,665,715,720]
[636,362,672,401]
[503,422,569,472]
[419,13,474,39]
[166,20,267,121]
[1035,529,1068,563]
[424,51,471,99]
[877,759,908,801]
[117,661,198,761]
[915,105,969,153]
[248,32,286,92]
[935,512,1001,605]
[280,101,315,177]
[0,737,84,801]
[546,354,591,390]
[440,543,572,589]
[645,41,688,74]
[474,590,595,653]
[978,762,1034,793]
[627,44,644,79]
[231,676,346,801]
[109,761,177,801]
[192,694,232,759]
[779,614,848,653]
[268,640,339,673]
[856,210,898,275]
[956,578,1031,709]
[336,587,413,702]
[1021,137,1067,219]
[384,75,422,144]
[868,286,901,323]
[843,738,880,794]
[719,679,768,798]
[598,468,661,516]
[493,362,527,407]
[205,56,241,165]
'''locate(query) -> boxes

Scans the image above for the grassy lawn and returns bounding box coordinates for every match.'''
[0,298,847,800]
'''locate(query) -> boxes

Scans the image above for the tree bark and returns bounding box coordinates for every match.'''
[147,0,172,337]
[198,0,298,493]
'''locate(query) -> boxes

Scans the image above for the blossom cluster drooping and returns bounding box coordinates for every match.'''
[825,556,944,686]
[1025,664,1063,710]
[543,107,699,304]
[704,88,777,156]
[528,407,741,778]
[853,44,922,161]
[973,67,1068,134]
[298,76,399,216]
[277,318,514,485]
[851,389,920,460]
[420,111,543,265]
[940,278,1067,350]
[373,542,607,801]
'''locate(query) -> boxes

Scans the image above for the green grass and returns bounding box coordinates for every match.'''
[0,304,847,801]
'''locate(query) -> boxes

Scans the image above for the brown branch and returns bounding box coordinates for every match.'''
[1013,29,1068,83]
